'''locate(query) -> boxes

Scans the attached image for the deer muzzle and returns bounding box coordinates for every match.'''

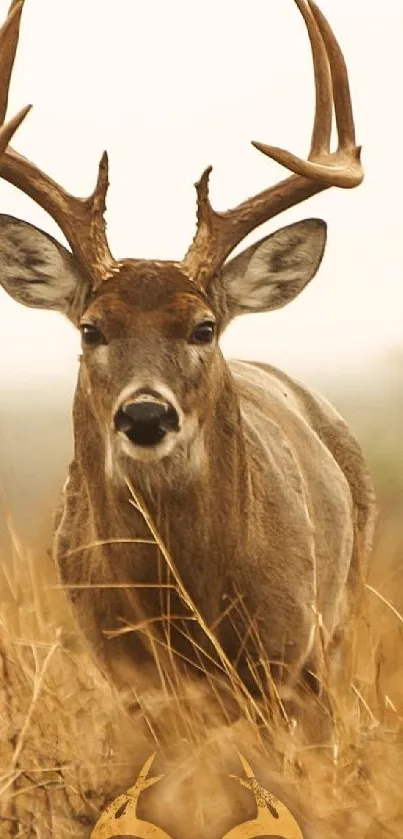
[114,391,180,448]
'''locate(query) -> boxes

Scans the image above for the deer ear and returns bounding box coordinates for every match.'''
[220,219,327,319]
[0,214,88,317]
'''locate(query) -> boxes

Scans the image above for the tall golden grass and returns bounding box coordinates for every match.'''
[1,479,403,837]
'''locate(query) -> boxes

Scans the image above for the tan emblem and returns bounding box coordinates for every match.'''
[90,752,170,838]
[91,752,304,838]
[222,753,304,839]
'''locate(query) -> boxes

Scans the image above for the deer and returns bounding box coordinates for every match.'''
[0,0,375,723]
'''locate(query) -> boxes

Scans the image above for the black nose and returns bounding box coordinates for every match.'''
[114,401,179,447]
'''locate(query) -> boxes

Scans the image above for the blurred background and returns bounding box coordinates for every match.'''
[0,0,402,546]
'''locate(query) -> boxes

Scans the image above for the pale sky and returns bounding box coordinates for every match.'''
[0,0,402,394]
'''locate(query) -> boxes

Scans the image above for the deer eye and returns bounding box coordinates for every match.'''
[188,319,216,345]
[80,323,106,346]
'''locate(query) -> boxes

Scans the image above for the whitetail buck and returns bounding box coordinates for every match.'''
[0,0,375,713]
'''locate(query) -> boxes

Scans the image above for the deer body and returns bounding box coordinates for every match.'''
[0,1,376,708]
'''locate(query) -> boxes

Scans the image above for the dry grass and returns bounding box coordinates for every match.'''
[1,488,403,838]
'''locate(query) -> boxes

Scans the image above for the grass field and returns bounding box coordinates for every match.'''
[0,367,402,837]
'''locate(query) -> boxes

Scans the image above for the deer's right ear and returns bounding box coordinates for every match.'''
[0,215,88,318]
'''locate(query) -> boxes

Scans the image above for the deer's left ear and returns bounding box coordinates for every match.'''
[219,219,327,320]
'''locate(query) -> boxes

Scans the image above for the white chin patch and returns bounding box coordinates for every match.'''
[105,413,203,484]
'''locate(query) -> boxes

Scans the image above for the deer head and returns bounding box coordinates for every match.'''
[0,0,363,477]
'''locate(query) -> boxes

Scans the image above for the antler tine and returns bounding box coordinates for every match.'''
[182,0,363,286]
[309,0,357,151]
[0,0,23,124]
[0,105,30,156]
[0,147,116,287]
[0,0,31,155]
[295,0,333,157]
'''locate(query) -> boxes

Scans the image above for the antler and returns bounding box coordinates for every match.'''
[0,0,361,291]
[0,0,31,156]
[182,0,363,285]
[0,1,116,288]
[222,754,304,839]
